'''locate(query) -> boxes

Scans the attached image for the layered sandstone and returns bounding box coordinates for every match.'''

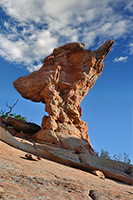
[0,139,133,200]
[0,127,133,185]
[13,40,114,154]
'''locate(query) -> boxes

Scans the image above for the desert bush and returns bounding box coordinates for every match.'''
[0,111,27,122]
[94,149,131,164]
[0,100,27,122]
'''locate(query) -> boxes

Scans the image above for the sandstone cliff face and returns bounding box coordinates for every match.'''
[13,40,114,154]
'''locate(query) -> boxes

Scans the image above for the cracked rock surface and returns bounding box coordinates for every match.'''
[0,140,132,200]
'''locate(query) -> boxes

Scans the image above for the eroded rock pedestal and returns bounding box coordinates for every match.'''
[13,40,114,155]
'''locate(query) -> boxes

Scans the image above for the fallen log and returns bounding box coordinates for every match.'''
[0,126,132,185]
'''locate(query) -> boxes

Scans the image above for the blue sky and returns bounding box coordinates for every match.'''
[0,0,133,162]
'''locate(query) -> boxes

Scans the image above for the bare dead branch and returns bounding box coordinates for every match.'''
[0,110,5,116]
[5,99,19,115]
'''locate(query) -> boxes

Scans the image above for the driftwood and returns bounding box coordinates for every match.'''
[0,126,132,185]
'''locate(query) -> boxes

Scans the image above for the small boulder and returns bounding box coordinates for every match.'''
[25,154,41,161]
[5,117,41,135]
[92,170,105,180]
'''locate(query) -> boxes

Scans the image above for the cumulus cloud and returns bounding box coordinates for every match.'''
[0,0,132,72]
[114,56,128,62]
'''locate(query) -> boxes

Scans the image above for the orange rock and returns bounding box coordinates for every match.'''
[13,41,114,154]
[92,170,105,180]
[25,154,41,161]
[5,117,41,135]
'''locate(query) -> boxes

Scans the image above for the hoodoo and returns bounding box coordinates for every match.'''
[14,40,114,155]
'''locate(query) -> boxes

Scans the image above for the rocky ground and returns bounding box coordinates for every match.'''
[0,140,133,200]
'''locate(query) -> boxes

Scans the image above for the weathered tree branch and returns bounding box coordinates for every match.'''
[5,99,19,115]
[0,110,5,116]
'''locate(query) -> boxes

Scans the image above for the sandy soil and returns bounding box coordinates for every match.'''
[0,140,133,200]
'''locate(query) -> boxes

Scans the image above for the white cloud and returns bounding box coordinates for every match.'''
[114,56,128,62]
[128,43,133,55]
[125,1,133,13]
[0,25,57,66]
[0,0,132,72]
[0,0,44,22]
[0,34,26,62]
[27,63,42,73]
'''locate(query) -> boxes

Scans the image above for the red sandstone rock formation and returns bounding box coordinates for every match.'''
[5,117,41,135]
[13,40,114,155]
